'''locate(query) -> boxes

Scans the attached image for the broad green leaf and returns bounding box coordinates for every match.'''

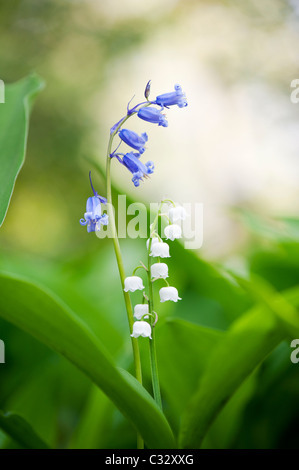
[232,273,299,337]
[0,74,45,226]
[0,410,50,449]
[0,272,174,449]
[155,319,256,448]
[157,319,224,420]
[70,385,113,449]
[179,286,299,449]
[233,208,299,243]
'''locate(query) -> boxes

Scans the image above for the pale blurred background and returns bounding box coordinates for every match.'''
[1,0,299,259]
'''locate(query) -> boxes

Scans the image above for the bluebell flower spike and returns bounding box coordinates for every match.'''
[137,106,168,127]
[80,173,108,232]
[155,84,188,108]
[119,129,148,154]
[121,152,154,187]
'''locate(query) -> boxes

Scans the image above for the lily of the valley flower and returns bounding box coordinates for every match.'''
[124,276,145,292]
[155,84,188,109]
[137,106,168,127]
[131,321,152,339]
[119,129,148,154]
[164,224,182,241]
[121,152,154,187]
[159,286,182,302]
[168,205,188,223]
[150,241,170,258]
[146,237,160,250]
[134,304,149,320]
[151,263,169,279]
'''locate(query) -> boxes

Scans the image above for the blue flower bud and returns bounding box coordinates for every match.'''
[119,129,148,154]
[155,84,187,108]
[122,152,154,187]
[137,106,168,127]
[144,80,151,100]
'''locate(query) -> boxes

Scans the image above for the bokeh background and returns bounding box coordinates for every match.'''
[0,0,299,449]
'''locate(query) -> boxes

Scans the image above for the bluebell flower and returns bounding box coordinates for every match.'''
[121,152,154,187]
[80,172,108,232]
[155,84,187,108]
[119,129,148,154]
[137,106,168,127]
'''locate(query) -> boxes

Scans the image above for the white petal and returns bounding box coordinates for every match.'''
[150,241,170,258]
[159,286,181,302]
[124,276,145,292]
[131,321,152,339]
[134,304,149,320]
[146,237,160,250]
[168,206,188,223]
[164,224,182,241]
[151,263,169,279]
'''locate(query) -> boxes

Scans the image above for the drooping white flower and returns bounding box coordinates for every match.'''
[146,237,159,250]
[168,205,188,223]
[159,286,182,302]
[124,276,145,292]
[131,321,152,339]
[134,304,149,320]
[150,241,170,258]
[151,263,169,279]
[164,224,182,241]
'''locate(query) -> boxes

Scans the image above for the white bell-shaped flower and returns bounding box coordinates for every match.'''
[131,321,152,339]
[134,304,149,320]
[168,205,188,223]
[146,237,159,250]
[124,276,145,292]
[150,241,170,258]
[151,263,169,279]
[164,224,182,241]
[159,286,182,302]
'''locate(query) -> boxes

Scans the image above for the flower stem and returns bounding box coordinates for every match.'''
[147,239,162,410]
[106,133,144,449]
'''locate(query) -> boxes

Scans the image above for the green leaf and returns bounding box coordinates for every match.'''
[0,410,50,449]
[157,319,224,420]
[232,273,299,338]
[233,208,299,243]
[0,74,45,226]
[0,272,174,449]
[179,286,299,449]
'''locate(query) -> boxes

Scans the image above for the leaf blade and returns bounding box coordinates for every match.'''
[0,74,45,226]
[0,272,175,449]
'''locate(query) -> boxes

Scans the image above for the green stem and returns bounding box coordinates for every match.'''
[147,240,163,410]
[106,131,144,448]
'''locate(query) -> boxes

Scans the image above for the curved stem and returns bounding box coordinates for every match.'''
[147,240,163,410]
[106,133,144,449]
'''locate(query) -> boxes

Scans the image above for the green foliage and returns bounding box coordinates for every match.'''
[0,272,174,449]
[0,410,50,449]
[0,75,298,449]
[0,75,44,226]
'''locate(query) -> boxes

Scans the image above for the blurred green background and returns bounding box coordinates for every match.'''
[0,0,299,449]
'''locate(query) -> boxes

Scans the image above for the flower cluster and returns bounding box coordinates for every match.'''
[126,202,188,339]
[110,82,187,188]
